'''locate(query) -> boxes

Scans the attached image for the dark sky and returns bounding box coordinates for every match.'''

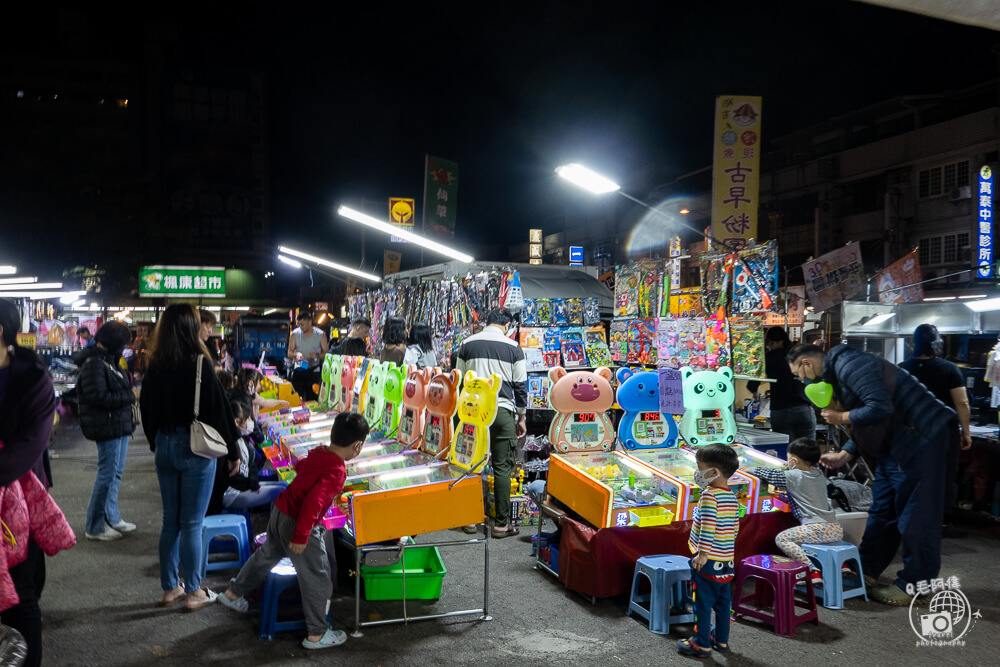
[4,1,999,277]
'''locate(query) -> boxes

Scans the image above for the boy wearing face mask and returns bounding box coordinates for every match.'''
[677,444,740,659]
[208,401,286,514]
[747,438,843,585]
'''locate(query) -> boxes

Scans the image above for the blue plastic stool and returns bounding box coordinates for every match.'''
[259,558,305,641]
[799,540,867,609]
[626,555,695,634]
[223,508,253,537]
[202,514,251,572]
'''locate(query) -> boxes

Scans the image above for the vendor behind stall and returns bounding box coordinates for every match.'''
[747,327,816,441]
[287,310,328,402]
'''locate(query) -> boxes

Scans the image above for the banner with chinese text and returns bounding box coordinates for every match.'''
[711,95,762,249]
[384,250,402,276]
[801,244,865,311]
[423,155,459,237]
[139,266,225,298]
[877,249,923,303]
[976,165,994,279]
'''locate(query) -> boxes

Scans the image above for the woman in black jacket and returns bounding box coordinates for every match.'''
[139,305,240,611]
[78,321,137,541]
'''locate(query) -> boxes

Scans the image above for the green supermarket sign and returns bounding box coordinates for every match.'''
[139,266,226,297]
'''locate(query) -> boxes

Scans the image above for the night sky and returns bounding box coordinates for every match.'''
[3,2,999,279]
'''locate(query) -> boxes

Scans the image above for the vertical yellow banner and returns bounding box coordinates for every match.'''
[711,95,762,249]
[384,250,402,276]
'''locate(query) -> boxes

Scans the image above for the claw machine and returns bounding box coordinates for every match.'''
[730,444,791,513]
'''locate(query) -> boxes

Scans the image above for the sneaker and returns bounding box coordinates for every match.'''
[810,569,823,585]
[85,526,123,541]
[302,629,347,650]
[218,592,249,614]
[870,584,921,607]
[109,520,136,533]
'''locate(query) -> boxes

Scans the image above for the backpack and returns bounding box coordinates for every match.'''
[826,478,872,512]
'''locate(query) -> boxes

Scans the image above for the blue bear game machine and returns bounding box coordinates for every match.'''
[615,367,678,450]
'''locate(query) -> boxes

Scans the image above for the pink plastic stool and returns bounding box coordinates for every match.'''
[732,555,819,637]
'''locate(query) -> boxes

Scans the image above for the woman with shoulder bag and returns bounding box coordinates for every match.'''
[140,305,241,611]
[77,321,137,541]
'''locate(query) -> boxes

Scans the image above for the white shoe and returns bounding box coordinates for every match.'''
[109,520,136,533]
[302,629,347,649]
[85,526,123,541]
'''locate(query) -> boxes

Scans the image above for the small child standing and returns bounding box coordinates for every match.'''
[748,437,843,584]
[677,444,741,658]
[218,411,370,650]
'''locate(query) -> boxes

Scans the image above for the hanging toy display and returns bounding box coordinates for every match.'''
[733,240,779,314]
[678,366,737,447]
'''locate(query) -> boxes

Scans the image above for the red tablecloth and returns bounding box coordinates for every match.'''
[557,511,798,598]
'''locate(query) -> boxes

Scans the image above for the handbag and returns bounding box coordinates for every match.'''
[190,354,229,459]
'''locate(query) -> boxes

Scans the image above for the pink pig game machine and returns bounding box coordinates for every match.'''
[546,366,684,529]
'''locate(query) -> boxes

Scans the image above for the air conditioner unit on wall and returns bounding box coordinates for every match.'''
[950,186,972,201]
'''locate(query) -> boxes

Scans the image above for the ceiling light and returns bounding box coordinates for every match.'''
[863,313,895,326]
[278,245,382,282]
[679,209,690,215]
[263,308,278,316]
[72,299,86,308]
[278,255,303,269]
[0,290,85,299]
[958,294,989,299]
[0,266,15,275]
[0,276,36,284]
[554,164,621,194]
[964,297,1000,312]
[0,282,63,290]
[922,296,956,302]
[337,206,474,263]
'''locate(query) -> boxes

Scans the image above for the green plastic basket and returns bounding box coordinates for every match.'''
[361,546,446,601]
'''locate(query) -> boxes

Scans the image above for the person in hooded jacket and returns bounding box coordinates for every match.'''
[0,298,61,667]
[77,321,138,541]
[788,342,955,606]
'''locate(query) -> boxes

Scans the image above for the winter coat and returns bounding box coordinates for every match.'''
[77,346,136,442]
[0,471,76,612]
[823,344,954,465]
[403,344,438,370]
[0,346,56,487]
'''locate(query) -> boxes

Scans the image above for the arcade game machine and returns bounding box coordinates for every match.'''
[547,368,681,529]
[339,370,499,636]
[350,358,374,414]
[730,444,791,513]
[677,366,738,447]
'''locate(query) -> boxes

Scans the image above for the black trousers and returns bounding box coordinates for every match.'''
[1,540,45,667]
[291,367,321,402]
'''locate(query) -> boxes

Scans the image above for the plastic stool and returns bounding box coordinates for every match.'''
[800,541,867,609]
[733,555,819,637]
[626,555,695,634]
[202,514,251,572]
[223,508,253,538]
[259,558,305,641]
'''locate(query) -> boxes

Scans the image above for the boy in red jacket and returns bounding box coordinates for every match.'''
[218,411,369,649]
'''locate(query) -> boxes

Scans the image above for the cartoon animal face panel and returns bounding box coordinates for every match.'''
[383,364,405,405]
[340,357,357,392]
[366,361,386,402]
[402,366,433,410]
[457,371,501,426]
[547,366,615,413]
[682,366,734,410]
[615,367,660,412]
[425,369,460,416]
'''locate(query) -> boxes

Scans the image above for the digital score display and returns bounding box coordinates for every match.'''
[641,412,661,422]
[462,423,475,436]
[431,416,441,427]
[574,412,596,423]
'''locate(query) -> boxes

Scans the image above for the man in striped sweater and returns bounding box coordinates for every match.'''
[457,309,527,538]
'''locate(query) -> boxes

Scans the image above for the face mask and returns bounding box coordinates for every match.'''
[693,469,719,489]
[240,419,254,436]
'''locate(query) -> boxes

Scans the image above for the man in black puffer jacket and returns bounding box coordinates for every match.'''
[77,321,137,541]
[787,343,954,606]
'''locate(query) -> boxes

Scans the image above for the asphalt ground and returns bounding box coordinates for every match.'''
[33,418,1000,666]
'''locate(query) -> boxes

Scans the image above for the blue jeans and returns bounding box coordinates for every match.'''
[692,569,731,648]
[85,436,130,534]
[860,424,947,591]
[155,428,215,593]
[223,482,286,509]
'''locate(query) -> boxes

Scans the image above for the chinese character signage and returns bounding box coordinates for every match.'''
[384,250,402,276]
[139,266,226,298]
[711,95,762,249]
[877,249,923,303]
[801,243,865,312]
[389,197,416,243]
[423,155,458,237]
[977,165,994,279]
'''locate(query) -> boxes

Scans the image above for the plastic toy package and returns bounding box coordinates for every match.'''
[733,240,779,314]
[627,319,657,365]
[552,298,569,326]
[527,375,553,410]
[584,327,612,368]
[567,298,584,325]
[521,299,538,326]
[614,264,640,317]
[669,288,705,318]
[609,319,629,362]
[656,317,708,370]
[636,262,663,319]
[700,255,733,314]
[561,341,587,368]
[729,315,765,377]
[535,299,553,326]
[583,297,601,325]
[704,312,731,370]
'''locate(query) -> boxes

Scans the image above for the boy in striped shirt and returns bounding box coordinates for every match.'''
[678,444,741,658]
